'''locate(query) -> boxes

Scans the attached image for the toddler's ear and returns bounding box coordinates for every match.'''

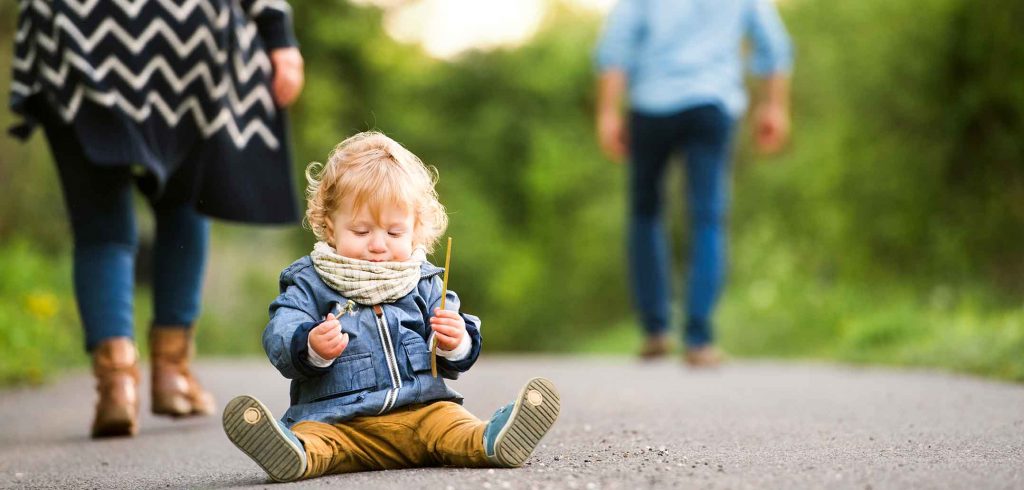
[322,220,335,245]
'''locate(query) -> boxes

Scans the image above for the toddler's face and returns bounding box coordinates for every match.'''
[329,199,416,262]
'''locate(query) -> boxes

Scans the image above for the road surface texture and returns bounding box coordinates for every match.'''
[1,356,1022,489]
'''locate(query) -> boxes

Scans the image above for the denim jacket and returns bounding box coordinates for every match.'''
[263,256,483,427]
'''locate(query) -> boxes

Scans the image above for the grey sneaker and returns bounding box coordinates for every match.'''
[223,395,307,482]
[483,377,560,467]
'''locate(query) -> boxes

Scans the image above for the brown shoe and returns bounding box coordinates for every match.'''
[639,335,672,360]
[684,345,724,368]
[150,326,215,417]
[91,337,140,438]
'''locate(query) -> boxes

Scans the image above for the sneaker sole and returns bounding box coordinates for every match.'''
[222,395,305,482]
[493,377,560,467]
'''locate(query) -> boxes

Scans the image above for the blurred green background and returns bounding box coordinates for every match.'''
[1,0,1022,385]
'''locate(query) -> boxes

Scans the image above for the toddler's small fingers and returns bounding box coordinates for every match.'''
[435,334,458,350]
[435,317,465,329]
[432,324,460,337]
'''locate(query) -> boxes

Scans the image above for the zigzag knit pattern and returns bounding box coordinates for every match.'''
[10,0,292,149]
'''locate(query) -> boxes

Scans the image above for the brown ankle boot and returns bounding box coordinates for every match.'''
[639,334,672,360]
[150,326,215,417]
[91,337,140,438]
[684,345,724,368]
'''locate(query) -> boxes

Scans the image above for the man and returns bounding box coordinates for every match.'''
[595,0,792,365]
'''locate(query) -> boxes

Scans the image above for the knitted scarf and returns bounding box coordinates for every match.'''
[309,241,423,305]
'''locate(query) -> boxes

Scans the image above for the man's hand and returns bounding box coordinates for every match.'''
[430,308,466,351]
[596,69,629,163]
[309,313,348,361]
[270,47,304,108]
[597,111,628,162]
[753,102,789,155]
[753,74,791,155]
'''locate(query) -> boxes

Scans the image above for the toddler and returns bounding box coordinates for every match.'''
[222,131,560,482]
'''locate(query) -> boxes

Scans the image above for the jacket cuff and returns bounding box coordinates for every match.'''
[290,321,332,377]
[432,331,472,361]
[306,336,334,367]
[438,326,481,375]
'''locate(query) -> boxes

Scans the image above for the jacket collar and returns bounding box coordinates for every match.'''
[420,261,444,278]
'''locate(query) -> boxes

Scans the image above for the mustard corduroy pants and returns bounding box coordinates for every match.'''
[292,401,492,478]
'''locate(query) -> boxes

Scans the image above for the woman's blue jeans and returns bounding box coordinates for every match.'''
[42,120,209,352]
[628,104,735,348]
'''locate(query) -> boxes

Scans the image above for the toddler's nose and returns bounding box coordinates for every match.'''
[368,234,387,253]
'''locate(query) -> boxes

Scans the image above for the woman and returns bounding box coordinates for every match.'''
[10,0,304,437]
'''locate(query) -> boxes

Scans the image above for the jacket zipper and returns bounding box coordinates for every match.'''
[372,305,402,414]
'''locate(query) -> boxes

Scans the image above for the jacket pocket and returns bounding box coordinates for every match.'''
[298,352,377,404]
[402,337,432,373]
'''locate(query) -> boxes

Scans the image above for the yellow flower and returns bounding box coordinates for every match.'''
[25,292,59,320]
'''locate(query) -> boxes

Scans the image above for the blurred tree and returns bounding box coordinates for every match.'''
[2,0,1021,364]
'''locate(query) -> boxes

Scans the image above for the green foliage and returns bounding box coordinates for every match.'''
[1,0,1021,385]
[0,6,69,253]
[0,240,81,384]
[713,0,1024,379]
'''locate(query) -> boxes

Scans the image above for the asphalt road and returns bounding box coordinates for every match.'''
[1,356,1022,489]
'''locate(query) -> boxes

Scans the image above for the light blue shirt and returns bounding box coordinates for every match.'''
[595,0,793,118]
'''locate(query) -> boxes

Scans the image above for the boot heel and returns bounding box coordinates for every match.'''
[90,338,140,438]
[152,392,191,417]
[92,404,136,437]
[150,326,216,417]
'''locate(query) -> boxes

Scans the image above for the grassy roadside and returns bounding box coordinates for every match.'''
[578,280,1024,382]
[3,237,1022,386]
[0,224,297,386]
[0,240,81,384]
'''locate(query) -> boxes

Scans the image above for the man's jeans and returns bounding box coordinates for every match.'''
[628,104,735,348]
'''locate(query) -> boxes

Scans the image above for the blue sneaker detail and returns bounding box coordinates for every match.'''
[482,377,560,467]
[483,401,515,457]
[278,420,305,451]
[223,395,307,482]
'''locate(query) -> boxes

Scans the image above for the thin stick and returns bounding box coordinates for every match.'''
[431,237,452,378]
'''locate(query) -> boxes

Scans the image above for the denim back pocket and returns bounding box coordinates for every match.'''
[298,352,377,404]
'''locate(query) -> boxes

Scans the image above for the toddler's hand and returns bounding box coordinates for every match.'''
[270,47,304,107]
[430,308,466,351]
[309,313,348,361]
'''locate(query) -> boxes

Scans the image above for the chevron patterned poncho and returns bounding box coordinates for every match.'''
[10,0,300,224]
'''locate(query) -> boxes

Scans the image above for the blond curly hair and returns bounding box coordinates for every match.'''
[305,131,448,253]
